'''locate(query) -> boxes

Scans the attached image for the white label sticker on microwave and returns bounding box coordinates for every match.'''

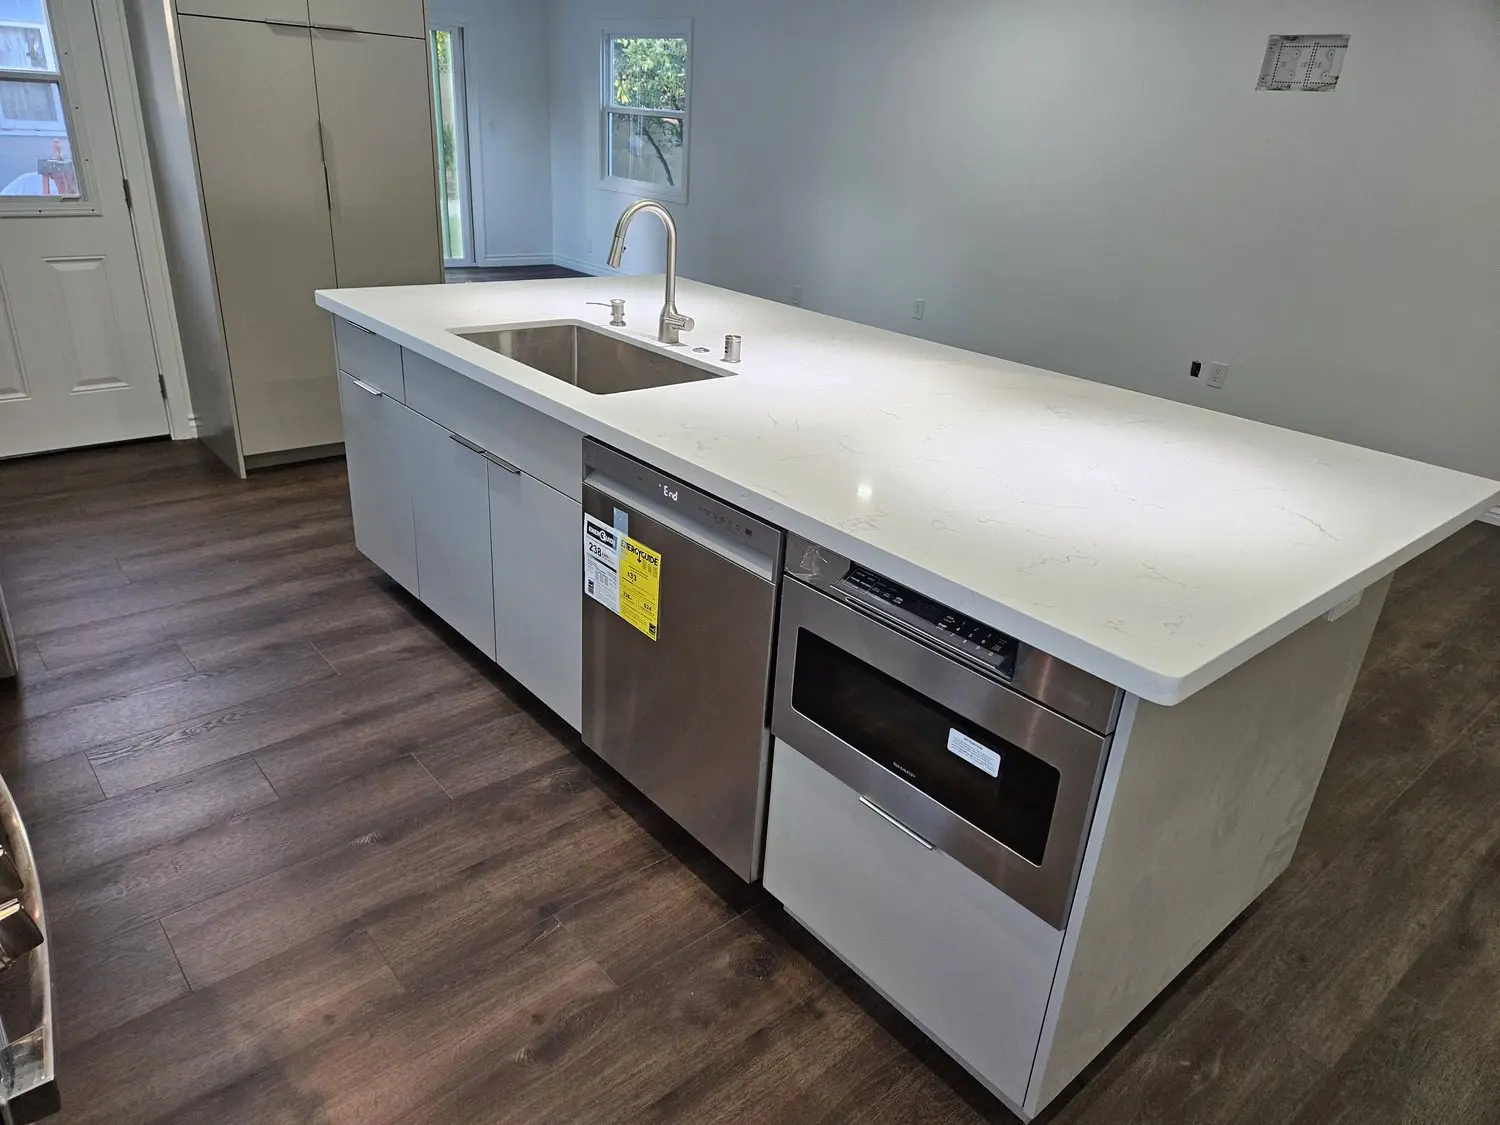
[947,729,1001,777]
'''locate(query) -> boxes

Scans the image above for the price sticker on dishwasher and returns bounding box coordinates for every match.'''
[947,729,1001,777]
[582,514,662,641]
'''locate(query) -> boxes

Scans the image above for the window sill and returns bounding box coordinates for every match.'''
[599,175,687,206]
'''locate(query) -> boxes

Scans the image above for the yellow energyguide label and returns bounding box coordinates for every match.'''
[618,535,662,640]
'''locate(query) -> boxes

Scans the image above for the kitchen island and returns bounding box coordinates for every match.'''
[315,275,1498,1118]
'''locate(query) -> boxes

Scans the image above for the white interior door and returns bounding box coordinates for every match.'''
[0,0,168,459]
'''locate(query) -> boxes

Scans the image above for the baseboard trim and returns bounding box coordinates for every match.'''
[244,443,345,472]
[553,254,621,278]
[478,254,554,267]
[1481,506,1500,527]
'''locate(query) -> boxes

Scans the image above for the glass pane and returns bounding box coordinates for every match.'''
[0,80,77,198]
[608,37,686,113]
[430,28,464,261]
[0,0,58,72]
[607,112,683,190]
[791,630,1061,865]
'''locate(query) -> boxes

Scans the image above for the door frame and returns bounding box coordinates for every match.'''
[429,20,478,268]
[90,0,195,441]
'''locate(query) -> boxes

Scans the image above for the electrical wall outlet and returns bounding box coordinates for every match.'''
[791,285,803,307]
[1206,361,1230,389]
[912,298,926,321]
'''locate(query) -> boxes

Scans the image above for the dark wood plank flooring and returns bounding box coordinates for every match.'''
[2,438,1499,1124]
[445,265,588,284]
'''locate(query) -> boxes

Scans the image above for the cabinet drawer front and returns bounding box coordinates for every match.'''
[403,350,583,500]
[334,319,404,400]
[764,741,1062,1108]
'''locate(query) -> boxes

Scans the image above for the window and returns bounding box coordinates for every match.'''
[430,25,472,265]
[0,0,79,200]
[601,26,689,202]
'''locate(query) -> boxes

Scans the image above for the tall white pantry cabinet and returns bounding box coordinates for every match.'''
[126,0,442,475]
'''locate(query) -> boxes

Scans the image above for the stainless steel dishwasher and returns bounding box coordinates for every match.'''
[581,440,784,881]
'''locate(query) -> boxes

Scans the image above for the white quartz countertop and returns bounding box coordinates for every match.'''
[316,276,1499,705]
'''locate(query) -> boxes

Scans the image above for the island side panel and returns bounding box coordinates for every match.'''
[1025,576,1390,1113]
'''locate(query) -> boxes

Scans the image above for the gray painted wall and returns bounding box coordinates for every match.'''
[546,0,1500,480]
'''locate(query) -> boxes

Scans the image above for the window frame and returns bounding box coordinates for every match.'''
[0,0,92,213]
[598,19,691,205]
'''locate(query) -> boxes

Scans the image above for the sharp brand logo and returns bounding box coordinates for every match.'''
[891,762,917,780]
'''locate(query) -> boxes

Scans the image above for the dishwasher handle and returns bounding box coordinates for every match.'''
[583,440,783,578]
[586,472,779,583]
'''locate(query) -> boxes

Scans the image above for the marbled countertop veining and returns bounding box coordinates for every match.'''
[315,276,1499,705]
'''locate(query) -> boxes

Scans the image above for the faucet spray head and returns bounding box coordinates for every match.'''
[607,232,627,269]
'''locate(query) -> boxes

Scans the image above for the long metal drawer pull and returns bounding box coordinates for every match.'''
[448,433,522,474]
[346,322,376,336]
[859,796,934,850]
[347,376,383,398]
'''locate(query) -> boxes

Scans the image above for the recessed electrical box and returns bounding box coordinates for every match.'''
[1257,34,1350,91]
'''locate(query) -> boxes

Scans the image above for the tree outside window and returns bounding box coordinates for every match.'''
[603,34,688,200]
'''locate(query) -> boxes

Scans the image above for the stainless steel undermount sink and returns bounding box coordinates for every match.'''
[452,322,727,395]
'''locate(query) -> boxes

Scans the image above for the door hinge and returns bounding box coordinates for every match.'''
[157,372,168,400]
[123,177,133,211]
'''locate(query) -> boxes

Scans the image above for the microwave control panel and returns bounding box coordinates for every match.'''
[838,565,1020,678]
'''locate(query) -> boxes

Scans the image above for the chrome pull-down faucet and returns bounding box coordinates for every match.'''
[607,200,695,346]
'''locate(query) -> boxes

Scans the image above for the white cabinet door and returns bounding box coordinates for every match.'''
[338,372,417,592]
[764,741,1064,1107]
[178,16,340,456]
[490,466,582,730]
[406,410,496,658]
[311,29,441,289]
[307,0,426,38]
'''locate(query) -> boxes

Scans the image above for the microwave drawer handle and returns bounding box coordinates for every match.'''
[858,796,934,850]
[843,593,1002,678]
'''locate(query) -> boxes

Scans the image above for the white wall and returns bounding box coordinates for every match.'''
[549,0,1500,480]
[430,0,553,264]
